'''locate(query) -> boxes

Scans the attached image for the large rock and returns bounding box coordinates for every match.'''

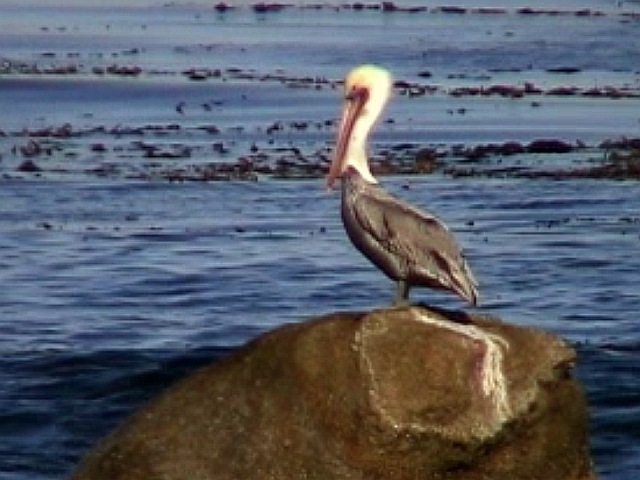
[70,306,595,480]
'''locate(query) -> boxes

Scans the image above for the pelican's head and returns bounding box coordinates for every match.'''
[326,64,393,189]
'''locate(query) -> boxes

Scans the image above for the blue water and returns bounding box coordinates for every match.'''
[1,1,640,478]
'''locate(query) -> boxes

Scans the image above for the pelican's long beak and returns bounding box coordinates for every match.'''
[326,86,369,190]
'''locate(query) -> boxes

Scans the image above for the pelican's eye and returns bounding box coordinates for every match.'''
[345,86,370,103]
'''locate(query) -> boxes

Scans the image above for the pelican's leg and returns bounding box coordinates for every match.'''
[393,280,410,306]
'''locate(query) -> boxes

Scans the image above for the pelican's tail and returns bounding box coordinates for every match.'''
[451,258,479,306]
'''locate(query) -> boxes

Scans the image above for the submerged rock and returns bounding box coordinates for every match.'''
[70,306,594,480]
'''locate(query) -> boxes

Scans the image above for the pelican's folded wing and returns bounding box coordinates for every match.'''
[351,185,479,304]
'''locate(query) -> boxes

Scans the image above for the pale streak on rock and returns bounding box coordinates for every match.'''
[409,308,512,424]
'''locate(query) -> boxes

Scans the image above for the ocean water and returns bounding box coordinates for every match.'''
[1,1,640,478]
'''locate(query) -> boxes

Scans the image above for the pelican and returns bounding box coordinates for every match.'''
[327,64,478,306]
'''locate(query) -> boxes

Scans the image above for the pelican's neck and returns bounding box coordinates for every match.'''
[344,99,383,184]
[344,127,377,184]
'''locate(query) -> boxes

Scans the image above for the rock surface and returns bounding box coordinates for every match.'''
[70,306,595,480]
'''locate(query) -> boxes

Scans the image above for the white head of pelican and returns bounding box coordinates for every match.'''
[327,64,393,189]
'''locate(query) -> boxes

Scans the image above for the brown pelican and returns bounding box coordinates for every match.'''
[327,64,478,306]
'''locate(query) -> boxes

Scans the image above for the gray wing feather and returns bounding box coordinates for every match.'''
[351,184,478,303]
